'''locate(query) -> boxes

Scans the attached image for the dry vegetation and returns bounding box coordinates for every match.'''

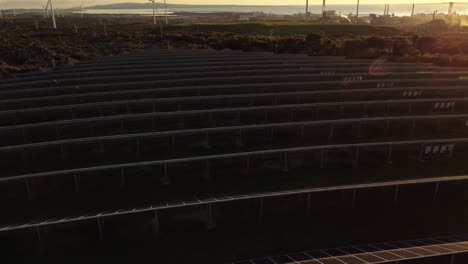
[1,15,468,76]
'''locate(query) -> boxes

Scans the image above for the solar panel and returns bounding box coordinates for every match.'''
[270,255,296,264]
[305,251,329,259]
[252,258,275,264]
[237,234,468,264]
[288,253,313,261]
[322,249,348,257]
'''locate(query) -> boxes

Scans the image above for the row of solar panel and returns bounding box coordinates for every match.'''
[234,234,468,264]
[1,174,467,233]
[2,137,468,183]
[1,113,466,151]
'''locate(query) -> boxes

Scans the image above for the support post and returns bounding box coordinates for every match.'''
[419,144,425,161]
[120,168,125,189]
[203,160,211,180]
[282,152,289,172]
[236,129,243,146]
[161,163,169,185]
[119,119,124,133]
[36,226,42,242]
[25,178,32,200]
[204,133,211,149]
[21,149,26,166]
[433,182,439,201]
[450,254,455,264]
[97,218,103,241]
[320,150,326,168]
[410,120,416,137]
[152,210,160,237]
[352,189,357,209]
[55,125,61,138]
[394,185,399,206]
[206,204,216,229]
[136,137,141,156]
[357,122,363,138]
[386,144,393,163]
[354,147,360,166]
[74,173,80,193]
[21,128,27,144]
[171,135,175,152]
[258,198,263,224]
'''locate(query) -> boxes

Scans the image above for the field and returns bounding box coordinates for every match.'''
[3,15,468,77]
[4,14,468,263]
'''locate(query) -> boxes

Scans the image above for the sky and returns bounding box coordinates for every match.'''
[0,0,455,9]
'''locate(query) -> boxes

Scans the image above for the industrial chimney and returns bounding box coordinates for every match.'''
[448,2,454,16]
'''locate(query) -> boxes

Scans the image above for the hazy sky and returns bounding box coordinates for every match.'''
[0,0,453,9]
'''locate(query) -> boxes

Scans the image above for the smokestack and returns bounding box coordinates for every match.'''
[356,0,360,23]
[411,3,415,17]
[305,0,309,21]
[448,2,454,16]
[433,10,436,21]
[387,4,390,16]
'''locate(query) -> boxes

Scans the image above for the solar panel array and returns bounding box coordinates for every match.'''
[234,234,468,264]
[1,174,468,233]
[3,49,468,253]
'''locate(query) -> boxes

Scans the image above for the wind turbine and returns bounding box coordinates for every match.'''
[149,0,157,25]
[46,0,57,29]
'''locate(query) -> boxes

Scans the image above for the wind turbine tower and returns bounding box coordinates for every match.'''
[356,0,360,23]
[48,0,57,29]
[448,2,454,16]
